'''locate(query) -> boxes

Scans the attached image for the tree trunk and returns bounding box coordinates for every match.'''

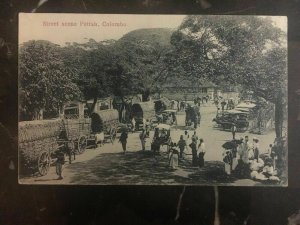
[87,97,98,116]
[142,89,150,102]
[274,96,284,138]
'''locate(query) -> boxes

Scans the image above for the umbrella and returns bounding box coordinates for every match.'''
[236,102,256,108]
[156,123,171,130]
[222,139,242,149]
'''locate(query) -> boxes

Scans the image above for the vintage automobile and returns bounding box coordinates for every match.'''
[213,109,249,131]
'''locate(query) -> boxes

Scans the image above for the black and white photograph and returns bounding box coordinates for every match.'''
[18,13,287,186]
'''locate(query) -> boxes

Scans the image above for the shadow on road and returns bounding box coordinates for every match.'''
[66,150,238,185]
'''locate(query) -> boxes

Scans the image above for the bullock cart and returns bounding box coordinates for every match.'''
[19,119,64,176]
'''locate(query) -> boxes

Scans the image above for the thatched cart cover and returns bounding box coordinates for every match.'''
[91,109,119,133]
[62,118,91,140]
[132,101,155,120]
[19,119,64,172]
[19,119,64,143]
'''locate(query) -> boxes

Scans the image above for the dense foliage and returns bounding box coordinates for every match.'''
[19,40,82,120]
[170,15,287,137]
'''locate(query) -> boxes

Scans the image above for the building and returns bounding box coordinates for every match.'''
[63,97,113,119]
[161,81,220,101]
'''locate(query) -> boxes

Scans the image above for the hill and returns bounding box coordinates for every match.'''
[117,28,174,47]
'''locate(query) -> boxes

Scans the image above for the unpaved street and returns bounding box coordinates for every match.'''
[20,105,275,185]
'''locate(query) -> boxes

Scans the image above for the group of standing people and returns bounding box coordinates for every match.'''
[214,97,237,111]
[223,136,261,176]
[168,130,206,170]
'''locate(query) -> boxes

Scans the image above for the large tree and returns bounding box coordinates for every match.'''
[61,39,133,115]
[171,15,287,137]
[19,40,81,120]
[115,28,181,101]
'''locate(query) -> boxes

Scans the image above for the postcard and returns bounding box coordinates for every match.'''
[18,13,287,186]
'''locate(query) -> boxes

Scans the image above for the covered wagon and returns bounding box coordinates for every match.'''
[61,117,91,154]
[154,97,170,113]
[19,119,64,176]
[90,109,119,143]
[131,101,155,130]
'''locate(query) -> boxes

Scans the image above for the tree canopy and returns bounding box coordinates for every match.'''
[19,40,81,120]
[170,15,287,137]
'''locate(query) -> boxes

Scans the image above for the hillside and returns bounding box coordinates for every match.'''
[117,28,174,47]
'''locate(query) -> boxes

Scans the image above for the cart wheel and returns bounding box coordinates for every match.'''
[77,136,87,154]
[38,151,50,176]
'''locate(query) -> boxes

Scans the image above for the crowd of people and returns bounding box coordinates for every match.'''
[117,125,208,172]
[222,135,282,182]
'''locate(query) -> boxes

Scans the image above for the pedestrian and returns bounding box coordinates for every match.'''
[145,119,150,137]
[143,118,147,130]
[160,128,167,141]
[172,112,177,126]
[198,139,206,168]
[152,136,161,154]
[183,130,189,142]
[169,143,179,169]
[189,138,198,166]
[192,131,199,145]
[269,144,278,170]
[237,136,251,177]
[55,148,65,180]
[139,129,147,151]
[221,100,226,111]
[231,123,237,140]
[252,138,260,162]
[119,129,128,154]
[131,117,136,133]
[194,115,198,129]
[223,149,233,175]
[267,144,273,156]
[214,98,219,109]
[183,130,190,149]
[177,135,186,159]
[197,111,201,126]
[154,127,159,139]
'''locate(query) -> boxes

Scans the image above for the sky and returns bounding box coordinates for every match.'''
[19,13,287,46]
